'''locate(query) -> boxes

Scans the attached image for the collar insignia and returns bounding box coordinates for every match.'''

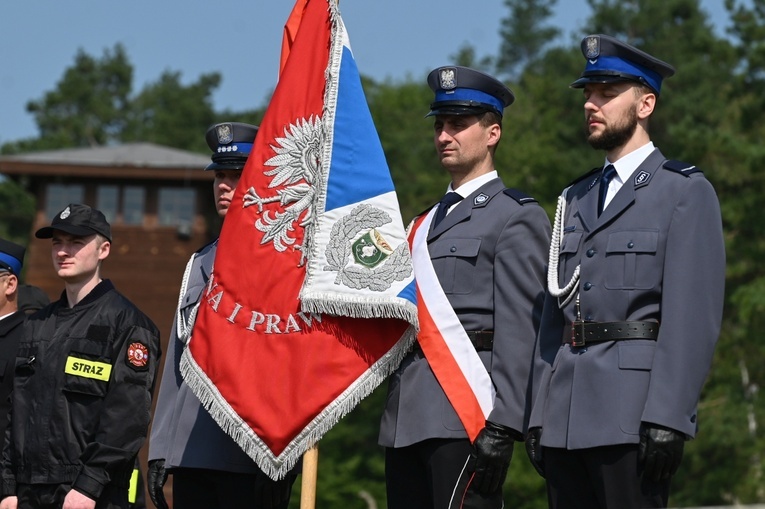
[634,170,651,186]
[474,193,489,206]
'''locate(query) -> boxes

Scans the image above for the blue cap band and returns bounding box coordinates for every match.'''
[0,252,21,275]
[584,55,663,93]
[216,142,254,155]
[434,88,505,115]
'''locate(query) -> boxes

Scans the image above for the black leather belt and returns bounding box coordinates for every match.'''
[413,331,494,352]
[563,321,659,347]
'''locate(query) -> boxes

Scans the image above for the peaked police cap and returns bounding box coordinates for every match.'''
[570,34,675,94]
[427,65,514,117]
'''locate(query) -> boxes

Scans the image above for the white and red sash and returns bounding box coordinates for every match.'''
[410,209,495,442]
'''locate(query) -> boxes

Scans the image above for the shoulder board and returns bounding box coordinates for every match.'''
[194,238,218,254]
[663,160,702,176]
[503,188,538,205]
[567,167,601,187]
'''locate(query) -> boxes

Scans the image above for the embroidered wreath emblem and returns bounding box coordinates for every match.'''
[324,204,413,291]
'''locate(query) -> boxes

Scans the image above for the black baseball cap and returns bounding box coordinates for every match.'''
[35,204,112,242]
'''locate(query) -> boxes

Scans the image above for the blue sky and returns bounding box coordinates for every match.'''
[0,1,728,145]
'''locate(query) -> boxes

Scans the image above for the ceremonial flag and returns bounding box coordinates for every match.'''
[180,0,417,480]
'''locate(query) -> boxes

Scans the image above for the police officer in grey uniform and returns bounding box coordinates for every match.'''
[148,122,296,509]
[526,35,726,508]
[379,66,551,508]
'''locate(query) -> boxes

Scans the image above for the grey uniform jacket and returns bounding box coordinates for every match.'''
[528,149,726,450]
[149,241,262,473]
[379,177,551,447]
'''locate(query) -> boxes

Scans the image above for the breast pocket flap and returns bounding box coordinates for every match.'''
[560,232,583,254]
[429,238,481,259]
[606,230,659,254]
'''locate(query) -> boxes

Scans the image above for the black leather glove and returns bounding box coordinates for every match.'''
[147,459,169,509]
[525,427,545,478]
[638,423,686,482]
[470,421,519,494]
[255,473,295,509]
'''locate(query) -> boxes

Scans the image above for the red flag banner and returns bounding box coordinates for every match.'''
[280,0,308,75]
[180,0,417,479]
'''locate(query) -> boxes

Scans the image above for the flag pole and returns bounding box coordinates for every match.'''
[299,445,319,509]
[300,1,341,508]
[300,3,333,508]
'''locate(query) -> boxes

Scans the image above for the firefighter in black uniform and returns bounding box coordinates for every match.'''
[0,204,160,509]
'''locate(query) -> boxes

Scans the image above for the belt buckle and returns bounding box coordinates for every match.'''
[571,320,586,347]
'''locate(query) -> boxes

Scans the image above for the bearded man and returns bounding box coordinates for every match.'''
[526,34,726,509]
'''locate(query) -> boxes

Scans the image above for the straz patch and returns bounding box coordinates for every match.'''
[65,356,112,381]
[126,342,150,369]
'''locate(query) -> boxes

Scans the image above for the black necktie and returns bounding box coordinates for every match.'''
[597,164,617,216]
[433,192,463,227]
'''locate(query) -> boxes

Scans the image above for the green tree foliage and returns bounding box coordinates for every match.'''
[27,44,132,149]
[0,45,243,156]
[122,70,221,153]
[0,178,35,246]
[497,0,562,79]
[365,77,440,221]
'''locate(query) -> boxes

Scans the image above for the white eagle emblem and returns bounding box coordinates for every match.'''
[243,115,323,267]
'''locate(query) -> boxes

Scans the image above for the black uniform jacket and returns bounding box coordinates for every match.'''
[0,311,24,446]
[0,280,160,500]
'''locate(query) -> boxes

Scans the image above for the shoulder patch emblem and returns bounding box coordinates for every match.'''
[127,342,149,369]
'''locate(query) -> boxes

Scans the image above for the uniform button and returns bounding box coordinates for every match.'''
[585,314,593,321]
[583,282,592,291]
[586,248,596,257]
[690,415,697,423]
[627,241,634,249]
[450,246,457,253]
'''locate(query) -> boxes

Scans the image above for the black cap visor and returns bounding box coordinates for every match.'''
[426,100,497,118]
[205,161,246,171]
[205,152,250,171]
[35,224,105,240]
[570,70,656,92]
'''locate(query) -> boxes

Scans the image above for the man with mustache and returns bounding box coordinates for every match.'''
[526,34,726,508]
[379,66,550,508]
